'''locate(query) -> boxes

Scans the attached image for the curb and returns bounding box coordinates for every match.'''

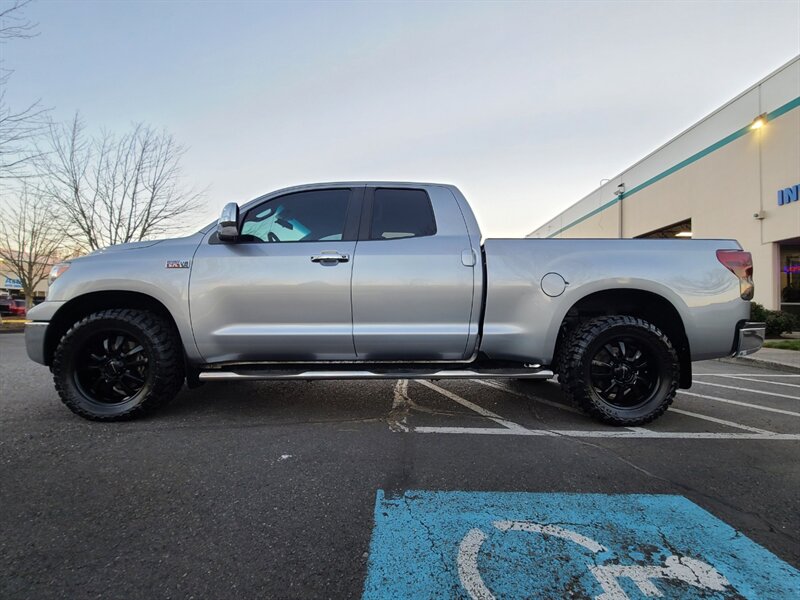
[718,356,800,374]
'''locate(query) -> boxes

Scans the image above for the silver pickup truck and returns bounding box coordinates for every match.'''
[26,182,764,424]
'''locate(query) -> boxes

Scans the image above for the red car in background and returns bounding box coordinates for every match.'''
[9,300,27,317]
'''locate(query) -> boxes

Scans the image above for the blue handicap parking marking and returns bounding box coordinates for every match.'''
[363,491,800,599]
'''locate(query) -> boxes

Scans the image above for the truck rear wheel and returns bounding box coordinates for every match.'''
[52,309,183,421]
[558,315,678,426]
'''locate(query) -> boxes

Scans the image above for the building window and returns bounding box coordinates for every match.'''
[635,219,692,239]
[780,241,800,316]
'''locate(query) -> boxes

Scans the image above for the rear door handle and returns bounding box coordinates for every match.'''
[310,252,350,263]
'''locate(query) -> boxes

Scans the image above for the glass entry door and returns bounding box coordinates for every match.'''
[780,241,800,317]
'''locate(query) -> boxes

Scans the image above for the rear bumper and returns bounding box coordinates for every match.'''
[25,322,49,365]
[731,321,765,357]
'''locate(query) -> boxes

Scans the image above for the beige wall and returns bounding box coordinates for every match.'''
[530,57,800,310]
[761,108,800,245]
[548,108,799,309]
[624,127,772,305]
[563,202,621,238]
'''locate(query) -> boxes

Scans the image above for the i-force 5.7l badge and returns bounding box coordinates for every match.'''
[165,260,190,269]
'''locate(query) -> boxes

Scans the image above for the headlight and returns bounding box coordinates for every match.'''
[49,263,71,285]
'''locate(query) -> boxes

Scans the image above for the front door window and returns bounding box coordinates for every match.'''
[240,189,351,243]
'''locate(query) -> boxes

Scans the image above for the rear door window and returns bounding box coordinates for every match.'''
[370,189,436,240]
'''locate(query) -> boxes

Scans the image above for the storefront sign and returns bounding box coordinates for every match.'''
[3,277,22,289]
[783,265,800,274]
[777,184,799,205]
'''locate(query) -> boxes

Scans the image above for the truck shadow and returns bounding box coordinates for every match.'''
[158,377,589,430]
[160,379,398,426]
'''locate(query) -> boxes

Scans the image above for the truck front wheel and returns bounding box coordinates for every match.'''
[558,315,679,426]
[52,309,184,421]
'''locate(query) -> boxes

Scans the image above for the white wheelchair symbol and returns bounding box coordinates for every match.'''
[458,520,732,600]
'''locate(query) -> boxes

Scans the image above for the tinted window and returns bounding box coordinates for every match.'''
[240,189,350,243]
[370,189,436,240]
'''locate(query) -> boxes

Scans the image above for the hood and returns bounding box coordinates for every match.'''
[87,240,164,256]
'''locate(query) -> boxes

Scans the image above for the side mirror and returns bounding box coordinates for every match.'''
[217,202,240,242]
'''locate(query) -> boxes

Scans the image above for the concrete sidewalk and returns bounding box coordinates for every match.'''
[722,346,800,373]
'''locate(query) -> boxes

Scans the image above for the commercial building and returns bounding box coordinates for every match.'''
[0,256,50,302]
[528,56,800,314]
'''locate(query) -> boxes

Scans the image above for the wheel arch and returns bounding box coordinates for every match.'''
[553,288,691,388]
[44,291,183,367]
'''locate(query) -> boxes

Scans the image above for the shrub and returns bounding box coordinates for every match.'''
[751,302,799,337]
[750,302,769,323]
[765,312,798,337]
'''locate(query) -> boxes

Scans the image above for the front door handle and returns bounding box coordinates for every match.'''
[310,252,350,263]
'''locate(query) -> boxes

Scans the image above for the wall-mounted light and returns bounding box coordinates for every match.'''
[675,231,692,238]
[614,183,626,197]
[750,113,767,130]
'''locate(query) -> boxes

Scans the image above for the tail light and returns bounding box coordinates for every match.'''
[716,249,754,300]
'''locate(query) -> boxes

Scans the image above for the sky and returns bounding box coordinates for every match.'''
[3,0,800,237]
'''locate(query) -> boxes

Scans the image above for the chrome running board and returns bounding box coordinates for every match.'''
[198,367,554,381]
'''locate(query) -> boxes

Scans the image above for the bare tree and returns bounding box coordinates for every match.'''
[40,114,204,251]
[0,185,66,307]
[0,90,44,179]
[0,0,44,180]
[0,1,35,40]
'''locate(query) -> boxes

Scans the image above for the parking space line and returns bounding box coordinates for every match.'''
[691,380,799,400]
[472,379,583,414]
[404,379,799,441]
[626,427,651,434]
[669,408,772,434]
[555,430,800,440]
[414,426,554,436]
[474,381,780,432]
[414,380,528,431]
[693,373,800,377]
[474,380,779,432]
[694,374,800,389]
[678,391,800,416]
[388,380,411,432]
[411,427,800,440]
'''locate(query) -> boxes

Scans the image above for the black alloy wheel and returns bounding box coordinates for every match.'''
[74,330,150,404]
[588,337,660,409]
[52,309,184,421]
[558,315,679,426]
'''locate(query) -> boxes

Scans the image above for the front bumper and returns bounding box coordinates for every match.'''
[732,321,765,357]
[25,322,49,365]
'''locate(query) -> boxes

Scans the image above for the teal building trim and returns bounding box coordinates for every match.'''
[546,96,800,238]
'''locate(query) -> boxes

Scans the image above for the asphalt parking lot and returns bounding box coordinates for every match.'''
[1,333,798,599]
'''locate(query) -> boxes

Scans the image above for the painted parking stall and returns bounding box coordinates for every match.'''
[386,371,800,439]
[367,372,800,597]
[364,491,800,599]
